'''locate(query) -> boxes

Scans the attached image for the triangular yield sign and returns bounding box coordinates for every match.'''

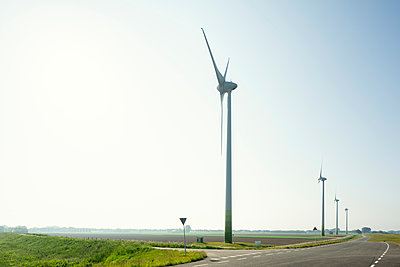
[179,218,187,225]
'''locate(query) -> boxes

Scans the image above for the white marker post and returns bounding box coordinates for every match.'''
[179,218,187,256]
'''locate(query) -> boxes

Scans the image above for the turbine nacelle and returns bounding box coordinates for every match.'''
[318,162,327,183]
[334,194,339,202]
[218,82,238,93]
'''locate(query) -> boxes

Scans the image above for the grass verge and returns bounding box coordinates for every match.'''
[0,232,206,266]
[146,241,272,250]
[276,235,360,249]
[148,236,359,250]
[367,233,400,246]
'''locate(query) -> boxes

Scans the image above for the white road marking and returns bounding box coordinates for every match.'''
[217,260,229,264]
[253,255,261,258]
[237,258,247,260]
[194,264,209,267]
[369,242,390,267]
[228,255,237,258]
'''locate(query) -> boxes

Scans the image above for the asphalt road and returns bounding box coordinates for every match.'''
[183,236,400,266]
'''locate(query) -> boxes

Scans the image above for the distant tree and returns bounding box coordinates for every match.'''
[185,225,191,233]
[362,227,371,234]
[355,229,362,234]
[12,226,28,234]
[0,225,5,232]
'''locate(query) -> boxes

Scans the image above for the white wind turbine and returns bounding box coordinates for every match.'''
[345,208,349,235]
[202,28,237,243]
[334,193,340,235]
[318,163,327,236]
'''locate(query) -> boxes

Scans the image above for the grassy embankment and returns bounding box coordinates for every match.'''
[367,233,400,246]
[0,232,206,266]
[276,234,360,249]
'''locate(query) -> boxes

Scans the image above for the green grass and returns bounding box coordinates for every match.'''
[276,235,360,249]
[145,236,358,250]
[0,233,206,266]
[195,242,272,249]
[143,241,272,250]
[367,233,400,246]
[143,241,223,250]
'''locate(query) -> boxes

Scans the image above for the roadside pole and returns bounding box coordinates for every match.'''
[179,218,187,256]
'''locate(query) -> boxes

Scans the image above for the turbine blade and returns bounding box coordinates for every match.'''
[320,161,323,178]
[224,58,230,80]
[220,92,224,154]
[201,28,224,85]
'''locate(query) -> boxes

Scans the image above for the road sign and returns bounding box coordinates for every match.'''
[179,218,187,256]
[180,218,187,225]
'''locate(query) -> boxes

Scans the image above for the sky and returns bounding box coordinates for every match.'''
[0,0,399,231]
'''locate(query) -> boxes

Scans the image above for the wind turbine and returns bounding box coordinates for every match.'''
[345,208,349,235]
[318,163,327,236]
[334,194,340,235]
[202,28,238,243]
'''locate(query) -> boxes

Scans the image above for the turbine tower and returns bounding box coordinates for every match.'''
[334,194,340,235]
[318,164,327,236]
[202,28,238,243]
[345,208,349,235]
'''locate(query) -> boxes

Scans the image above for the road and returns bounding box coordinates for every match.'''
[183,236,400,266]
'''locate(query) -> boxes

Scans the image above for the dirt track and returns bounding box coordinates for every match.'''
[50,233,332,246]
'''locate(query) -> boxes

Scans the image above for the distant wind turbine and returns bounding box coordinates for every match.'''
[202,28,238,243]
[318,163,327,236]
[334,193,340,235]
[345,208,349,235]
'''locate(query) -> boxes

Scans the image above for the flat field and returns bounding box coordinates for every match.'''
[50,233,334,246]
[368,233,400,246]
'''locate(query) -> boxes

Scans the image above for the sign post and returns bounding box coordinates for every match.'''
[179,218,187,256]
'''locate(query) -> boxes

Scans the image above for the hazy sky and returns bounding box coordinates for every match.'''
[0,0,399,231]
